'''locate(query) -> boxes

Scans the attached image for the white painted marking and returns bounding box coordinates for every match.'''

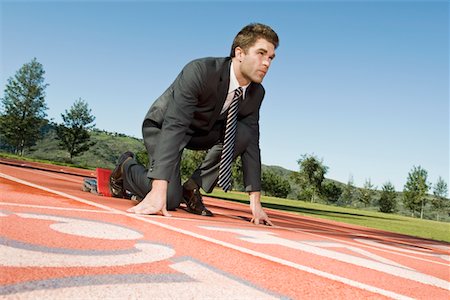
[17,213,143,240]
[1,164,86,184]
[32,168,83,184]
[425,244,450,251]
[4,260,279,299]
[171,260,279,298]
[0,173,123,213]
[0,201,120,214]
[201,226,450,290]
[0,173,416,299]
[269,220,449,267]
[440,255,450,261]
[302,241,409,268]
[0,242,174,267]
[355,238,443,256]
[209,199,449,267]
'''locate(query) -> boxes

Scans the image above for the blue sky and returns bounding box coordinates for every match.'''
[1,0,448,192]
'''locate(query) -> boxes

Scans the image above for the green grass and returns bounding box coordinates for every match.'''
[209,189,450,243]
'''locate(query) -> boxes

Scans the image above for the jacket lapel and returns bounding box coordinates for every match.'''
[238,83,259,116]
[208,59,231,130]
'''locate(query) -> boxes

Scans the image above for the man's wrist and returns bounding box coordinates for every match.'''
[248,191,261,204]
[151,179,168,191]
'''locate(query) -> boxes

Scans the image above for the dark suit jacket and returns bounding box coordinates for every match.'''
[142,57,265,191]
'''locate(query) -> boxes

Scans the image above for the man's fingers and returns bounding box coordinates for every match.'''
[250,217,273,226]
[127,202,146,213]
[127,203,171,217]
[127,205,138,213]
[264,219,274,226]
[251,217,260,225]
[161,207,172,217]
[136,205,162,215]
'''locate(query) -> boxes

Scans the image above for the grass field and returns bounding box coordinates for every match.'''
[209,189,450,243]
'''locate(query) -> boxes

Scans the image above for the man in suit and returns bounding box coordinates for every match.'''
[110,23,279,225]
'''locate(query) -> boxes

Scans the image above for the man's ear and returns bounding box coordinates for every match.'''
[235,47,245,62]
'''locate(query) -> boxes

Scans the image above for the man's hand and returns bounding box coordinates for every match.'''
[249,191,273,226]
[127,180,171,216]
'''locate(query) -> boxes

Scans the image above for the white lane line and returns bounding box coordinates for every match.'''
[0,172,413,300]
[270,223,449,266]
[0,202,226,223]
[0,202,120,214]
[2,166,84,184]
[210,203,449,266]
[32,169,84,184]
[1,173,120,213]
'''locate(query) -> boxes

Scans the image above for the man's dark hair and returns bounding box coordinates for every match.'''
[230,23,279,57]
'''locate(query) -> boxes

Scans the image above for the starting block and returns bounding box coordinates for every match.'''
[96,168,112,197]
[82,168,112,197]
[82,168,140,201]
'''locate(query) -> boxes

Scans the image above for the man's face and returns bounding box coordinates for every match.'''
[236,38,276,85]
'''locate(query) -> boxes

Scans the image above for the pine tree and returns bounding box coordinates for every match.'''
[0,58,49,155]
[431,177,449,221]
[403,166,429,218]
[359,179,377,207]
[379,182,397,213]
[56,98,95,160]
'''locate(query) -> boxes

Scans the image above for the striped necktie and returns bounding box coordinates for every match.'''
[218,87,243,192]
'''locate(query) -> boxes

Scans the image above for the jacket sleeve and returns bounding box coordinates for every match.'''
[147,60,206,181]
[240,92,264,192]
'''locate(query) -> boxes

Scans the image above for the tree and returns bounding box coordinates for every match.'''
[231,156,244,191]
[56,98,95,160]
[338,176,356,206]
[431,177,449,221]
[0,58,49,155]
[379,182,397,213]
[135,149,150,167]
[321,181,342,203]
[359,179,377,207]
[294,154,328,202]
[180,149,207,182]
[403,166,430,219]
[261,169,291,198]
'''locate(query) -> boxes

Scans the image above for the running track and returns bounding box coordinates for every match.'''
[1,158,449,299]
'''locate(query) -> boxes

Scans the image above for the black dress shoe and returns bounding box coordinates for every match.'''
[182,185,213,217]
[109,151,134,198]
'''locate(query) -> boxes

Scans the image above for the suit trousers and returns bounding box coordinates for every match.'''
[122,121,253,210]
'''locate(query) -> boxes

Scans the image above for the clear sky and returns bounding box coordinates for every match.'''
[1,0,448,192]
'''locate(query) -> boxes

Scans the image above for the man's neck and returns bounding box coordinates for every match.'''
[231,57,250,86]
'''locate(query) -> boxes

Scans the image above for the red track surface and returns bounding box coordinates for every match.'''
[1,159,449,299]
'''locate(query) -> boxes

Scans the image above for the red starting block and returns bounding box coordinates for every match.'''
[82,168,112,197]
[96,168,112,197]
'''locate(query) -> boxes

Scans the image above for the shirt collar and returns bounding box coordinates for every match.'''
[229,61,250,98]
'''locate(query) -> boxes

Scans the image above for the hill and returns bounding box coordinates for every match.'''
[26,127,146,170]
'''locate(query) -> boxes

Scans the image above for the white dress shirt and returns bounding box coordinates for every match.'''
[220,61,250,114]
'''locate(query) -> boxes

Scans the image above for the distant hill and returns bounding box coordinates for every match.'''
[25,126,146,169]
